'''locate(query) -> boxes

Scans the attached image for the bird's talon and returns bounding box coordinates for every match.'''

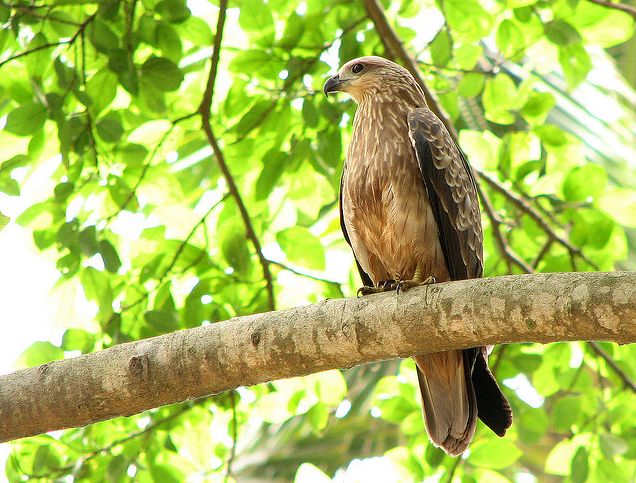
[396,276,437,294]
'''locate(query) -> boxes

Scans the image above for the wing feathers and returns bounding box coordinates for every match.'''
[407,109,483,280]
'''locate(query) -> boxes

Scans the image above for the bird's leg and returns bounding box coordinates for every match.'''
[357,279,396,297]
[396,265,436,293]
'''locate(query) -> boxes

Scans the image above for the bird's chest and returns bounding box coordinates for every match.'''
[342,116,440,281]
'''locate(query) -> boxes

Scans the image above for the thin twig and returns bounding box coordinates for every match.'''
[478,171,600,270]
[477,182,534,273]
[198,0,275,311]
[104,113,196,223]
[27,404,194,479]
[586,0,636,19]
[532,237,554,269]
[269,260,342,286]
[587,342,636,392]
[445,456,463,483]
[225,390,238,482]
[0,13,95,69]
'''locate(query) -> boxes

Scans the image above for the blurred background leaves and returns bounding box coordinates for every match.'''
[0,0,635,481]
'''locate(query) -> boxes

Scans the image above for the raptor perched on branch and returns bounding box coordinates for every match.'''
[323,56,512,455]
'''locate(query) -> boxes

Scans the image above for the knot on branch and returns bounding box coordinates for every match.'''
[129,354,149,379]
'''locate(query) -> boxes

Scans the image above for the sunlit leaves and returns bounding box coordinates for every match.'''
[2,0,636,481]
[141,57,184,91]
[430,29,453,67]
[4,103,47,136]
[469,438,523,469]
[18,342,64,368]
[86,69,118,114]
[0,211,9,231]
[483,74,518,124]
[277,226,325,270]
[562,164,608,202]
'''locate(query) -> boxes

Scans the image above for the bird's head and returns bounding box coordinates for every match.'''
[323,56,419,103]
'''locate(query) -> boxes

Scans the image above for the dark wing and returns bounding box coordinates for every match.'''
[339,172,374,287]
[409,110,511,435]
[407,108,483,280]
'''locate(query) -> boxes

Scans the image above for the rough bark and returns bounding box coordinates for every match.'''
[1,272,635,442]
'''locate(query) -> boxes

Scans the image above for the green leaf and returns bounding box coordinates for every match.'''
[552,395,582,431]
[0,176,20,196]
[89,19,119,53]
[534,124,567,146]
[156,0,191,23]
[545,19,582,46]
[458,72,485,98]
[96,112,123,143]
[430,29,453,67]
[496,19,525,58]
[86,68,118,114]
[562,164,607,202]
[239,0,274,33]
[520,92,555,124]
[559,43,592,88]
[518,407,548,444]
[18,341,64,368]
[313,370,346,405]
[307,402,329,432]
[141,57,184,91]
[156,22,183,63]
[570,208,615,249]
[99,240,122,273]
[24,33,50,79]
[483,74,518,124]
[4,103,47,136]
[80,267,113,312]
[144,310,180,333]
[256,150,286,200]
[221,226,251,275]
[443,0,492,40]
[469,438,523,469]
[302,98,319,128]
[571,447,589,483]
[78,225,99,256]
[234,100,272,136]
[276,226,325,270]
[62,328,94,353]
[0,211,8,232]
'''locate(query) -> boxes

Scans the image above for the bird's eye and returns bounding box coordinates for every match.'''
[352,63,364,74]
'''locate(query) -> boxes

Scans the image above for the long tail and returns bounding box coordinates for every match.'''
[414,348,512,456]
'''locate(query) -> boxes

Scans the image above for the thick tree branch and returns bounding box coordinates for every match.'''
[1,272,634,443]
[198,0,275,311]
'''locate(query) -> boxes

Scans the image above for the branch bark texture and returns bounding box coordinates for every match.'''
[1,272,634,443]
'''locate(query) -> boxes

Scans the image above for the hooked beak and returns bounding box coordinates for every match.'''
[323,74,345,96]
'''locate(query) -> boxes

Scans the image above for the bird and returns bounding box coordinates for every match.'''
[323,56,512,455]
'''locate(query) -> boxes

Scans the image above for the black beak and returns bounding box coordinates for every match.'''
[323,75,341,97]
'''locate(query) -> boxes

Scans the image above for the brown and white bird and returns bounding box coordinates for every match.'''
[323,56,512,455]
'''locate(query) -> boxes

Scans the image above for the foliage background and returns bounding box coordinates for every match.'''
[1,0,636,481]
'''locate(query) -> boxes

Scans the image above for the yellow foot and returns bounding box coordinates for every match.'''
[357,280,396,297]
[396,275,436,294]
